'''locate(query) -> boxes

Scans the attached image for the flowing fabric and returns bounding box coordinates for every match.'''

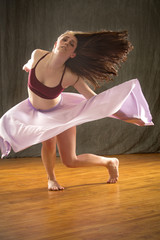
[0,79,153,158]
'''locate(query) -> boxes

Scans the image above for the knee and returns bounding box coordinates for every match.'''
[42,138,56,151]
[62,157,77,168]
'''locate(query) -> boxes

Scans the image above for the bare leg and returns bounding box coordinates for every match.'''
[57,127,119,184]
[41,137,64,190]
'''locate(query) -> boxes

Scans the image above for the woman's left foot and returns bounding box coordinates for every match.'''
[48,179,64,191]
[106,158,119,184]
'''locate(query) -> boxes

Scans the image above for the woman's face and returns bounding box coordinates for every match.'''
[54,33,77,59]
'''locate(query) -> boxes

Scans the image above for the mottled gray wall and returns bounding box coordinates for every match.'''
[0,0,160,158]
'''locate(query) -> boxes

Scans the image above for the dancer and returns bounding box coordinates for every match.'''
[0,30,153,190]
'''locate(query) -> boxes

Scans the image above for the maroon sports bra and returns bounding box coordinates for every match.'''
[28,52,65,99]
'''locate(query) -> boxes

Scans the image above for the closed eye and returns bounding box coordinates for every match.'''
[70,40,75,47]
[62,37,67,42]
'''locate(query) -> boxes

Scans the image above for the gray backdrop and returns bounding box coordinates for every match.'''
[0,0,160,158]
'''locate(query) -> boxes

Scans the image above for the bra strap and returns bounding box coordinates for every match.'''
[34,52,49,68]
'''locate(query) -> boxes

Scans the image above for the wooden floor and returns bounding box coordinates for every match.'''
[0,154,160,240]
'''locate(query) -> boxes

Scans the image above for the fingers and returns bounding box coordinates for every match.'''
[22,65,30,72]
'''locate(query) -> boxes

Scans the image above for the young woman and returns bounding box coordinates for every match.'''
[0,30,153,190]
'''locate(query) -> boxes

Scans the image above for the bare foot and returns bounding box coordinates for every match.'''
[106,158,119,184]
[48,179,64,191]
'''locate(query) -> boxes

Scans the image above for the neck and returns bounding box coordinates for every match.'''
[46,52,66,70]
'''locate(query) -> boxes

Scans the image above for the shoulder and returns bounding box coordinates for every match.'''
[73,76,96,99]
[65,68,91,88]
[31,49,49,61]
[30,49,49,68]
[65,68,96,99]
[64,67,79,87]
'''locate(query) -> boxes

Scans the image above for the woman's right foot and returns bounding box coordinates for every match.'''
[48,179,64,191]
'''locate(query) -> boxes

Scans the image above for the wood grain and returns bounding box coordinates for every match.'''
[0,154,160,240]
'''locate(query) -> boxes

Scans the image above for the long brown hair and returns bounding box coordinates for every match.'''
[65,30,133,88]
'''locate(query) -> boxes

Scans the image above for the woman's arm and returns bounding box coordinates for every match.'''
[74,77,97,99]
[22,49,37,72]
[22,49,47,72]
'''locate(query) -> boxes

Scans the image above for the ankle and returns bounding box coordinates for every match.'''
[48,176,56,182]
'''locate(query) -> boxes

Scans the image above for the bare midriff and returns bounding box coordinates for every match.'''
[28,88,61,111]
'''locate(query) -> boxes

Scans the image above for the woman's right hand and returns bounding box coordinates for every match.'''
[22,64,30,72]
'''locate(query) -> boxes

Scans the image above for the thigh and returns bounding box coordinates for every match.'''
[56,127,77,164]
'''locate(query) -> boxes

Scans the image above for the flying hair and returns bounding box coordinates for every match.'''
[63,30,133,88]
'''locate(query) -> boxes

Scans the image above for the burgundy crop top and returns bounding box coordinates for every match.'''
[28,52,65,99]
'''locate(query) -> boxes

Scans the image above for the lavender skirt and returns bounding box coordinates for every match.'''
[0,79,153,158]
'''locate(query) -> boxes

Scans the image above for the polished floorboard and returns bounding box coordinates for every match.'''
[0,153,160,240]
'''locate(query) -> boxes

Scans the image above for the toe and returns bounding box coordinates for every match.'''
[48,187,58,191]
[107,177,118,184]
